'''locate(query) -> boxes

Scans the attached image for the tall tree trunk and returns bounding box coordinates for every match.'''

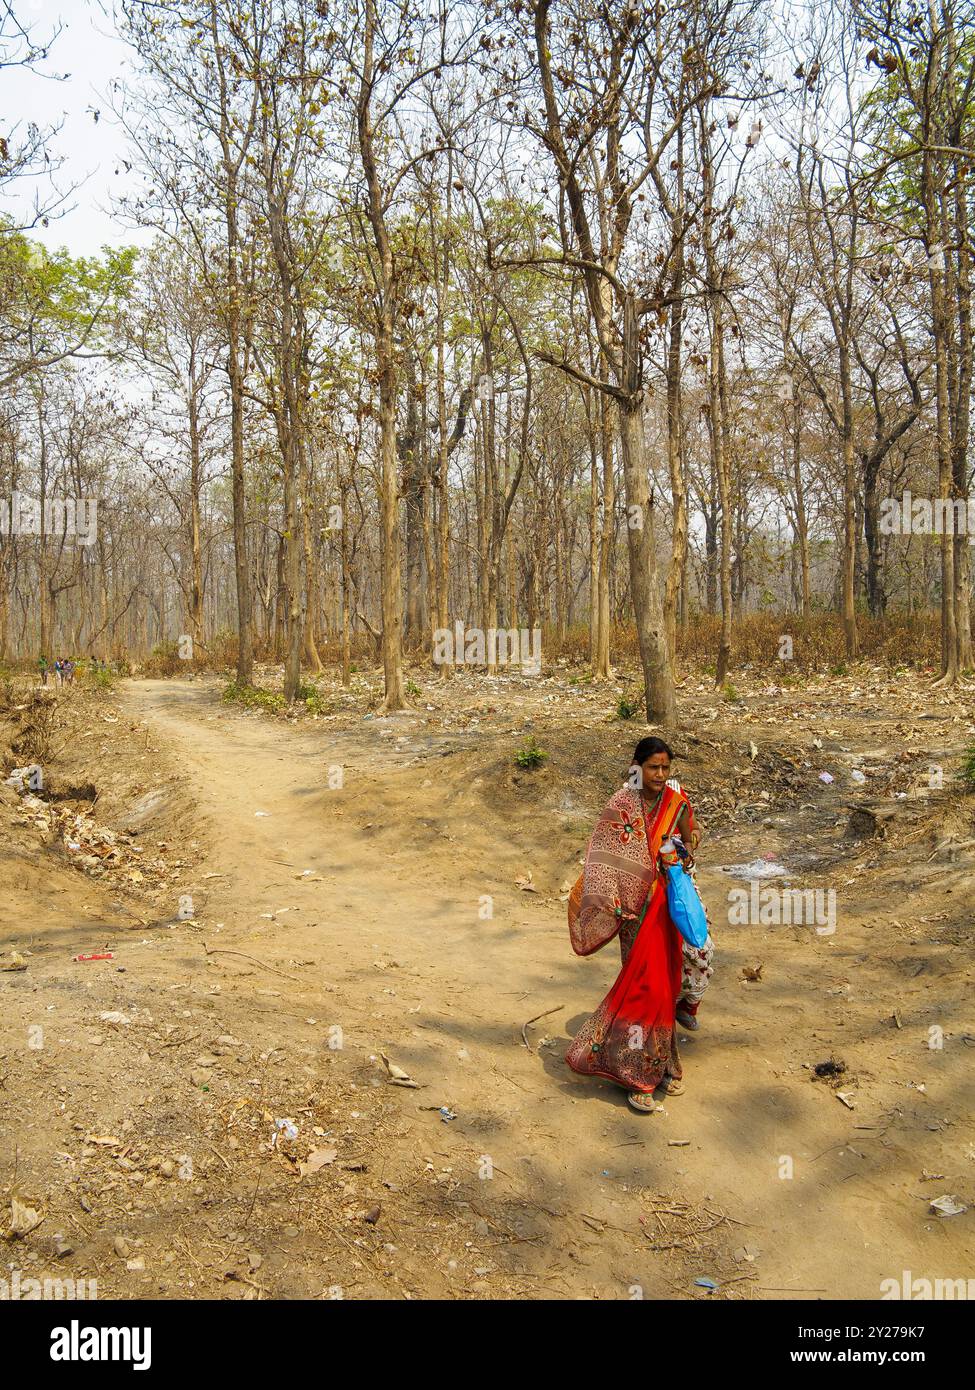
[300,444,323,674]
[187,377,205,651]
[619,294,675,724]
[708,309,733,687]
[952,153,973,669]
[791,397,811,618]
[835,336,859,657]
[663,268,687,660]
[593,384,613,678]
[587,406,599,667]
[357,0,405,710]
[926,193,958,681]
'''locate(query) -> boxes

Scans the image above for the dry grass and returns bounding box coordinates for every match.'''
[4,610,949,680]
[488,611,943,673]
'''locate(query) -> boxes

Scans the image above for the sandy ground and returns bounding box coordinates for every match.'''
[1,667,973,1300]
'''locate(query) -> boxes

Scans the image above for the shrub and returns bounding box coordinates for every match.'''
[960,743,975,792]
[143,640,184,678]
[222,681,286,713]
[296,682,331,715]
[515,736,547,770]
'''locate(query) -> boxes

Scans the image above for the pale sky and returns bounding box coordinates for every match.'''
[3,0,149,256]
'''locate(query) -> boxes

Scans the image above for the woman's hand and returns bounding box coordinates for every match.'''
[687,826,701,867]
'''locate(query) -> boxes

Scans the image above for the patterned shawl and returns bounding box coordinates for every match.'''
[568,782,688,957]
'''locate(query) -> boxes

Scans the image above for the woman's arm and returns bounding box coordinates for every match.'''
[676,802,700,864]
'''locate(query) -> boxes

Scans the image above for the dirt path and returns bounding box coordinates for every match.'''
[106,678,972,1300]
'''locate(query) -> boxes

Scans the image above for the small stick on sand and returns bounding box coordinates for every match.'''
[202,942,300,982]
[521,1005,564,1052]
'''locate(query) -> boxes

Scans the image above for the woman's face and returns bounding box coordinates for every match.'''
[639,753,671,795]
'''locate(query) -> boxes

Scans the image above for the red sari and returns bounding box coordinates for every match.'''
[565,784,688,1094]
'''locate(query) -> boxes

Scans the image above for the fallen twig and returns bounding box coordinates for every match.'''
[202,942,300,982]
[521,1004,563,1052]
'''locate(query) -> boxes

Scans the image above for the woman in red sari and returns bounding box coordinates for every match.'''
[566,737,699,1113]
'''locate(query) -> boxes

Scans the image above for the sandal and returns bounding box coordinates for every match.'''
[661,1075,684,1096]
[627,1091,659,1113]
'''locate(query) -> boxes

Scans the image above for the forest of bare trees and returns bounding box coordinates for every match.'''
[2,0,974,717]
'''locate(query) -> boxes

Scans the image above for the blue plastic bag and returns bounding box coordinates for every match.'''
[664,861,708,948]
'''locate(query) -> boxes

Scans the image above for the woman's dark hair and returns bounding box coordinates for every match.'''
[633,736,674,763]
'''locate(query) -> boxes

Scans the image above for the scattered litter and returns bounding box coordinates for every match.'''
[273,1118,298,1144]
[668,1139,691,1147]
[98,1011,131,1025]
[835,1091,857,1110]
[254,811,270,818]
[299,1148,337,1177]
[741,964,764,982]
[694,1276,718,1292]
[6,1193,44,1239]
[380,1053,419,1088]
[0,952,28,972]
[438,1107,457,1123]
[733,1245,761,1263]
[721,859,788,880]
[929,1195,966,1217]
[850,769,866,784]
[73,952,113,963]
[818,771,834,784]
[515,872,537,892]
